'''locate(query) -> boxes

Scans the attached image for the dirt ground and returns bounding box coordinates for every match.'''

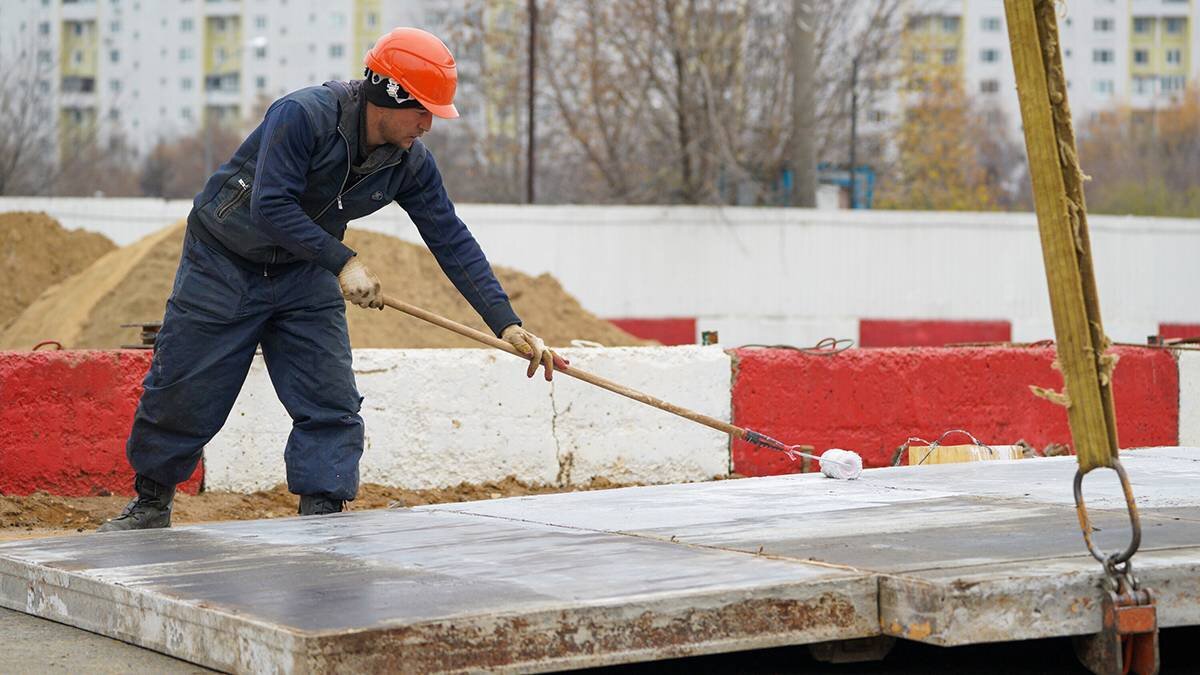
[0,477,633,541]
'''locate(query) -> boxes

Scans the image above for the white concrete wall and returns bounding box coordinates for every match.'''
[4,198,1197,346]
[202,346,732,493]
[1180,351,1200,447]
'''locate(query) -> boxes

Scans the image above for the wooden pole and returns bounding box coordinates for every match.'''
[1003,0,1119,472]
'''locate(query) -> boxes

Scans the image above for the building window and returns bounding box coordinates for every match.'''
[941,16,960,33]
[38,22,50,35]
[1134,76,1155,95]
[942,48,957,65]
[1166,18,1186,34]
[255,15,267,29]
[1065,48,1072,58]
[868,110,886,123]
[254,46,267,59]
[1162,75,1186,92]
[182,107,192,120]
[1093,49,1114,64]
[1167,49,1183,65]
[181,18,193,32]
[37,50,52,64]
[1094,18,1113,32]
[110,20,120,32]
[256,76,267,89]
[1133,17,1153,34]
[1094,80,1114,95]
[1134,49,1149,65]
[980,48,1000,63]
[330,44,344,58]
[110,80,121,93]
[981,17,1001,32]
[110,49,119,63]
[213,18,227,32]
[332,12,345,27]
[182,77,193,90]
[980,79,1000,94]
[179,47,193,61]
[366,12,378,27]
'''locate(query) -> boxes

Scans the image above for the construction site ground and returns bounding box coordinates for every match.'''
[2,448,1198,673]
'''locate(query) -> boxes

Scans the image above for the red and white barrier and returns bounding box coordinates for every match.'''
[0,345,1188,496]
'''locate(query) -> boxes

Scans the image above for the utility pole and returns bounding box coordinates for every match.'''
[788,0,816,207]
[526,0,537,204]
[848,53,860,209]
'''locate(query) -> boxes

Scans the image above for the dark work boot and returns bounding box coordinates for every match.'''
[97,474,176,532]
[298,494,345,516]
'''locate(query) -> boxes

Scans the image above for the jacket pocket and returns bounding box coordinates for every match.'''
[215,177,253,221]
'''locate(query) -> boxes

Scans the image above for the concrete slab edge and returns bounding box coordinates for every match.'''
[304,579,881,674]
[0,557,304,673]
[879,550,1200,646]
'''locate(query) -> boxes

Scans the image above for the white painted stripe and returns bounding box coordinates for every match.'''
[1180,351,1200,447]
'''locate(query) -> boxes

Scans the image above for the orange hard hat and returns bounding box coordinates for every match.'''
[365,27,459,119]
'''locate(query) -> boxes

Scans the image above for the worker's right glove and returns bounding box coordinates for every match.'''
[338,258,383,309]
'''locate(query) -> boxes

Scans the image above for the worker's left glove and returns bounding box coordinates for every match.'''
[501,325,569,381]
[338,258,383,309]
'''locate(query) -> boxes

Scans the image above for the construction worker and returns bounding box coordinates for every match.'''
[99,27,562,531]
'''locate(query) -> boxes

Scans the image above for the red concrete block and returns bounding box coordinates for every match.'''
[1159,323,1200,340]
[608,317,697,346]
[859,319,1012,348]
[730,346,1178,476]
[0,350,202,496]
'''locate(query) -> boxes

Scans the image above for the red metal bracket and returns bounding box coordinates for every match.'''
[1074,588,1159,675]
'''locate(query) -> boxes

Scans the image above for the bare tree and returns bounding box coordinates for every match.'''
[534,0,908,205]
[0,35,57,195]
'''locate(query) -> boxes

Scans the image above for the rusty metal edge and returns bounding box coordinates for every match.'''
[300,578,881,674]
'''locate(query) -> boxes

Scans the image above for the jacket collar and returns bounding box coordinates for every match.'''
[324,79,405,173]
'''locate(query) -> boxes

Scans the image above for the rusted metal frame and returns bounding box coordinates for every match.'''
[1004,1,1156,672]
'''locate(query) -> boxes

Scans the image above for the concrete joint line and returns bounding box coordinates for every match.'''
[550,383,573,487]
[425,506,869,574]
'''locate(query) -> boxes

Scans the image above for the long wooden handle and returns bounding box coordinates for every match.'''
[380,295,749,440]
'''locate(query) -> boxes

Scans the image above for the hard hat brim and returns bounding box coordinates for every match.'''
[421,100,459,119]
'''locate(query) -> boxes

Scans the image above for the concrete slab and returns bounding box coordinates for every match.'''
[1,448,1197,671]
[0,510,875,673]
[429,449,1200,646]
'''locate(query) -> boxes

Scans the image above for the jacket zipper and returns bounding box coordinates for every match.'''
[313,126,404,221]
[216,178,252,220]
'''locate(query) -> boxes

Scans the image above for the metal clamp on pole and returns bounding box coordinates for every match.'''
[1072,461,1158,675]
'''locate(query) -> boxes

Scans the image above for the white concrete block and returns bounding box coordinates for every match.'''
[354,349,559,490]
[1180,352,1200,447]
[203,357,292,493]
[203,347,733,492]
[549,346,732,485]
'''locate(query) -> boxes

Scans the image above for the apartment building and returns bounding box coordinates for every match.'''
[0,0,470,157]
[899,0,1200,143]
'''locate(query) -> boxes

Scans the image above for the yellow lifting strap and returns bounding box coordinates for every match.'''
[1003,0,1118,474]
[1005,4,1157,672]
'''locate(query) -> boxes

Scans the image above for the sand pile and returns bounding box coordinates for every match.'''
[0,212,116,333]
[1,223,649,349]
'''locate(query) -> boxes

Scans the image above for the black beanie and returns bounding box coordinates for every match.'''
[363,68,426,110]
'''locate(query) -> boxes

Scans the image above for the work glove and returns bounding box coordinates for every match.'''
[501,324,569,381]
[338,258,383,309]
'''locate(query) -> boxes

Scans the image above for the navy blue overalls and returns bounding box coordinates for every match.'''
[127,80,521,500]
